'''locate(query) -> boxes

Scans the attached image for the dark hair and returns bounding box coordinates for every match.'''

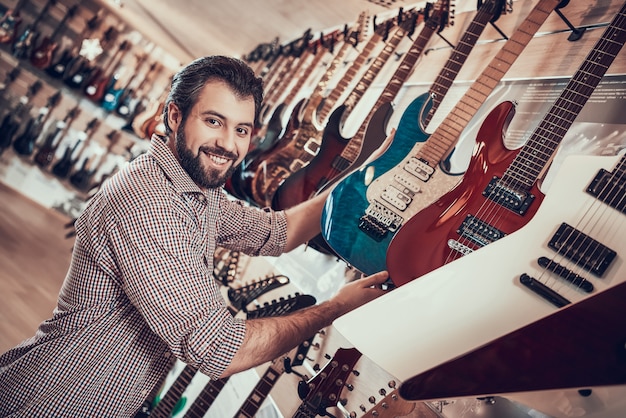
[163,55,264,135]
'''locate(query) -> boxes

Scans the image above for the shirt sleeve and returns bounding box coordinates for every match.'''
[215,191,288,256]
[103,191,245,380]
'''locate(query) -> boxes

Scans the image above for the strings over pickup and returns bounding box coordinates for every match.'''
[548,223,616,277]
[482,176,535,215]
[586,165,626,214]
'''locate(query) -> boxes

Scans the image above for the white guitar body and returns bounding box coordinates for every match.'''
[333,153,626,415]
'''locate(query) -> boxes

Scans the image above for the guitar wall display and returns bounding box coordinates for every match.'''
[254,9,424,208]
[320,0,566,275]
[0,80,43,155]
[51,117,100,179]
[45,8,104,79]
[387,4,626,286]
[271,0,458,211]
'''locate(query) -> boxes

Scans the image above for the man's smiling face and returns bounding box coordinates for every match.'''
[170,79,255,189]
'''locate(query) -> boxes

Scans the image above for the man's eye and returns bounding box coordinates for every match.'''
[237,127,250,136]
[206,118,220,126]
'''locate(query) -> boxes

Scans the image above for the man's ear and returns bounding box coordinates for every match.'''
[167,102,181,132]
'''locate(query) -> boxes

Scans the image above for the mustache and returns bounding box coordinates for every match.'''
[198,146,238,161]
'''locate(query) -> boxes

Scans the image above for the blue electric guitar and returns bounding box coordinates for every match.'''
[320,0,564,275]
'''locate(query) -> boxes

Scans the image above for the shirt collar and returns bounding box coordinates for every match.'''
[148,134,205,196]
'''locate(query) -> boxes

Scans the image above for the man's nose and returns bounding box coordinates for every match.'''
[216,130,236,152]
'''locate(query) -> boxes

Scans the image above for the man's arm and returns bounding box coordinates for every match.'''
[219,270,390,377]
[280,129,396,252]
[281,188,330,252]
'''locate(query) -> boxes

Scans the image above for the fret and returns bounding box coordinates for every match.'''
[150,365,198,418]
[183,377,229,418]
[501,5,626,188]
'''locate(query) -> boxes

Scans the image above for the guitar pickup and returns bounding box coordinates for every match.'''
[548,223,616,277]
[404,157,434,182]
[483,176,534,215]
[381,185,412,211]
[586,167,626,214]
[457,215,506,248]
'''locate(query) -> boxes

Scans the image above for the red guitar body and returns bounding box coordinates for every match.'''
[30,36,58,68]
[235,99,306,205]
[387,101,545,286]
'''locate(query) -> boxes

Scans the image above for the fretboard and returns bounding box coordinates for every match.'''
[233,363,284,418]
[417,0,563,166]
[503,4,626,189]
[424,0,504,127]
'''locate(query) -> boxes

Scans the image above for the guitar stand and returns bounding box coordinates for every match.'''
[555,0,586,41]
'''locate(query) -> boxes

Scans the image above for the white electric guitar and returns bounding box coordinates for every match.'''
[333,152,626,399]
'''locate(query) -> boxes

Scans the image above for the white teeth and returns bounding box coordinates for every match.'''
[209,154,229,165]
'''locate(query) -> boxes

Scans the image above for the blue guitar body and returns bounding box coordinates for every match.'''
[321,92,461,274]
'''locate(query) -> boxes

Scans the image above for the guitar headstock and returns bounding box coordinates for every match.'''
[344,11,372,47]
[64,105,81,122]
[425,0,454,31]
[479,0,513,23]
[227,273,290,311]
[47,90,63,108]
[296,347,362,416]
[245,293,317,319]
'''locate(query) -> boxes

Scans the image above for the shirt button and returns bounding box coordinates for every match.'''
[164,352,171,358]
[141,390,148,396]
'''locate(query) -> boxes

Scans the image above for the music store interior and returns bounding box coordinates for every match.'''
[0,0,625,416]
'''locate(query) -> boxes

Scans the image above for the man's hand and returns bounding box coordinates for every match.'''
[332,270,391,316]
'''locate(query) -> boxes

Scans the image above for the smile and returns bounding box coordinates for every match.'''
[203,150,232,166]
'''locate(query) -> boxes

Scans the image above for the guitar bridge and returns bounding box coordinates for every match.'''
[359,201,403,241]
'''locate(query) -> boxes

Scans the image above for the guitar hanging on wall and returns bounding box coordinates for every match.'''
[30,4,79,69]
[12,90,63,156]
[320,0,564,275]
[34,105,82,169]
[11,0,56,60]
[0,0,27,44]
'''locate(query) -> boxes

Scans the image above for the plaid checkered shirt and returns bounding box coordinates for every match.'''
[0,135,287,417]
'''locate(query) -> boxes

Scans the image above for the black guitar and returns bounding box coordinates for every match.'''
[0,80,43,155]
[69,129,120,192]
[13,91,62,156]
[227,274,290,311]
[34,105,81,169]
[51,118,100,179]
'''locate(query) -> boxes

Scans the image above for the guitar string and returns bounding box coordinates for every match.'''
[534,154,625,299]
[444,13,626,270]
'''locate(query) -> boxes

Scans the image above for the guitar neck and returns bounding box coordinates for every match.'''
[149,364,198,418]
[420,0,562,165]
[341,14,436,163]
[503,5,626,189]
[424,0,505,127]
[181,377,229,418]
[233,363,284,418]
